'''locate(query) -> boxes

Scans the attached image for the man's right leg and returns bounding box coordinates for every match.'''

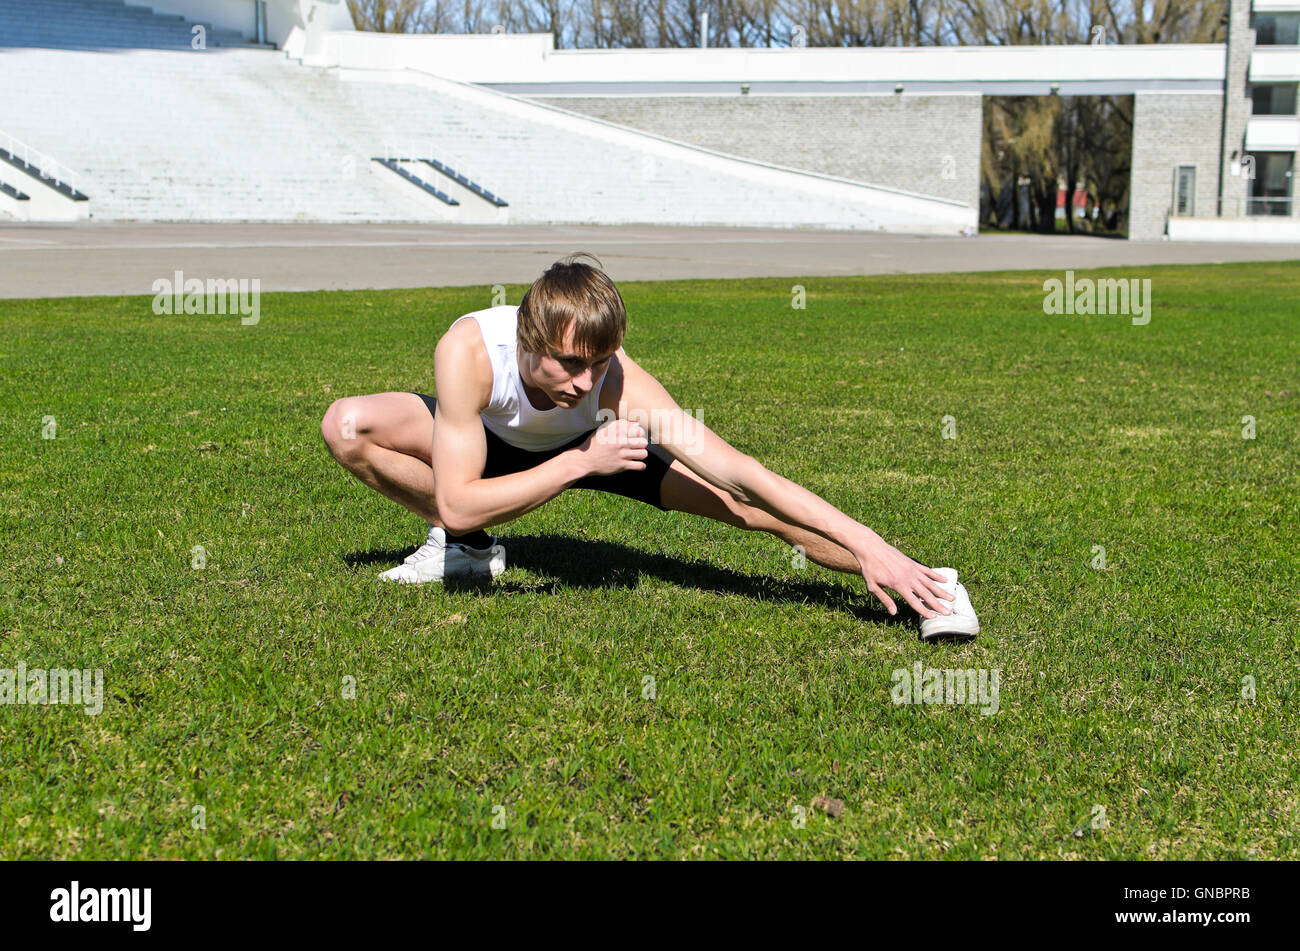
[320,391,441,525]
[321,392,503,582]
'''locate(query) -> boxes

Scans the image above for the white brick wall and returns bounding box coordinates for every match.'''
[525,94,982,210]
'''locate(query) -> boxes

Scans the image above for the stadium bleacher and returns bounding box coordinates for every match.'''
[0,0,251,51]
[0,3,969,230]
[0,48,502,221]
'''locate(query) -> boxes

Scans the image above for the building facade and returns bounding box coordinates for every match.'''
[1,0,1296,238]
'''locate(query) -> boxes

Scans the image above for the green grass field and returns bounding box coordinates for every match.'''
[1,261,1296,859]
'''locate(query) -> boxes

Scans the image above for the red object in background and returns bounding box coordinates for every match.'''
[1056,185,1088,209]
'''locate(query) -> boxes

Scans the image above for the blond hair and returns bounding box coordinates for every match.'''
[517,252,626,359]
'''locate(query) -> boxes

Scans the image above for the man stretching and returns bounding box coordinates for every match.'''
[321,253,979,640]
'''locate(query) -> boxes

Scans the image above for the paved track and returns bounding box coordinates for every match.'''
[1,222,1297,298]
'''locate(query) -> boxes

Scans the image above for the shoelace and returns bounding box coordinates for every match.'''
[405,540,445,563]
[408,538,497,563]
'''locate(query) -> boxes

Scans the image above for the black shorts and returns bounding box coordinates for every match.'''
[413,393,672,511]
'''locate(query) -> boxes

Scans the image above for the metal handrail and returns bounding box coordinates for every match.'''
[0,129,80,195]
[1245,196,1294,216]
[1212,195,1295,217]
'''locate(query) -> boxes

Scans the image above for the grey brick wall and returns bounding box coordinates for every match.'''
[1129,92,1224,240]
[1220,0,1254,218]
[524,93,982,211]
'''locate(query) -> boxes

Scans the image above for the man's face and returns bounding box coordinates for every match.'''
[526,321,618,408]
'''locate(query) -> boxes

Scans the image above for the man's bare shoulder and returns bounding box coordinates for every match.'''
[434,316,493,411]
[601,349,678,416]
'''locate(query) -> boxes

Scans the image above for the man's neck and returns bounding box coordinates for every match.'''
[517,349,557,411]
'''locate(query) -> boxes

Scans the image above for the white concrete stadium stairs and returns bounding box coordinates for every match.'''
[0,0,253,51]
[0,44,973,230]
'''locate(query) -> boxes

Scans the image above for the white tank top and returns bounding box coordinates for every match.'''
[450,305,608,451]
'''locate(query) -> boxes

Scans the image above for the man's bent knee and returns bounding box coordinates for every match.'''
[321,396,368,464]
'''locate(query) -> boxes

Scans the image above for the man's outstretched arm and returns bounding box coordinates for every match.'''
[612,352,952,619]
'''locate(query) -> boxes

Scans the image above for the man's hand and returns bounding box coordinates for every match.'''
[578,418,649,477]
[854,537,954,619]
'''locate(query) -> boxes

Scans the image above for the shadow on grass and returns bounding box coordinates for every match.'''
[345,532,919,631]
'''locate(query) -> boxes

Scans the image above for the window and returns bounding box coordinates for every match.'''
[1251,83,1299,116]
[1174,165,1196,217]
[1247,152,1294,216]
[1253,13,1300,46]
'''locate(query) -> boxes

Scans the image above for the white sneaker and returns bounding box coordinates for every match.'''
[378,526,506,585]
[919,567,980,642]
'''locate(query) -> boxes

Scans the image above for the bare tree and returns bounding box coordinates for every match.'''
[350,0,441,32]
[352,0,1227,47]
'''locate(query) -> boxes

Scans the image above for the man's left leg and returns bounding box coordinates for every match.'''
[657,459,863,574]
[658,459,982,639]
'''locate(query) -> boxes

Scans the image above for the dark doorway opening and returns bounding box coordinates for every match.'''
[981,95,1134,237]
